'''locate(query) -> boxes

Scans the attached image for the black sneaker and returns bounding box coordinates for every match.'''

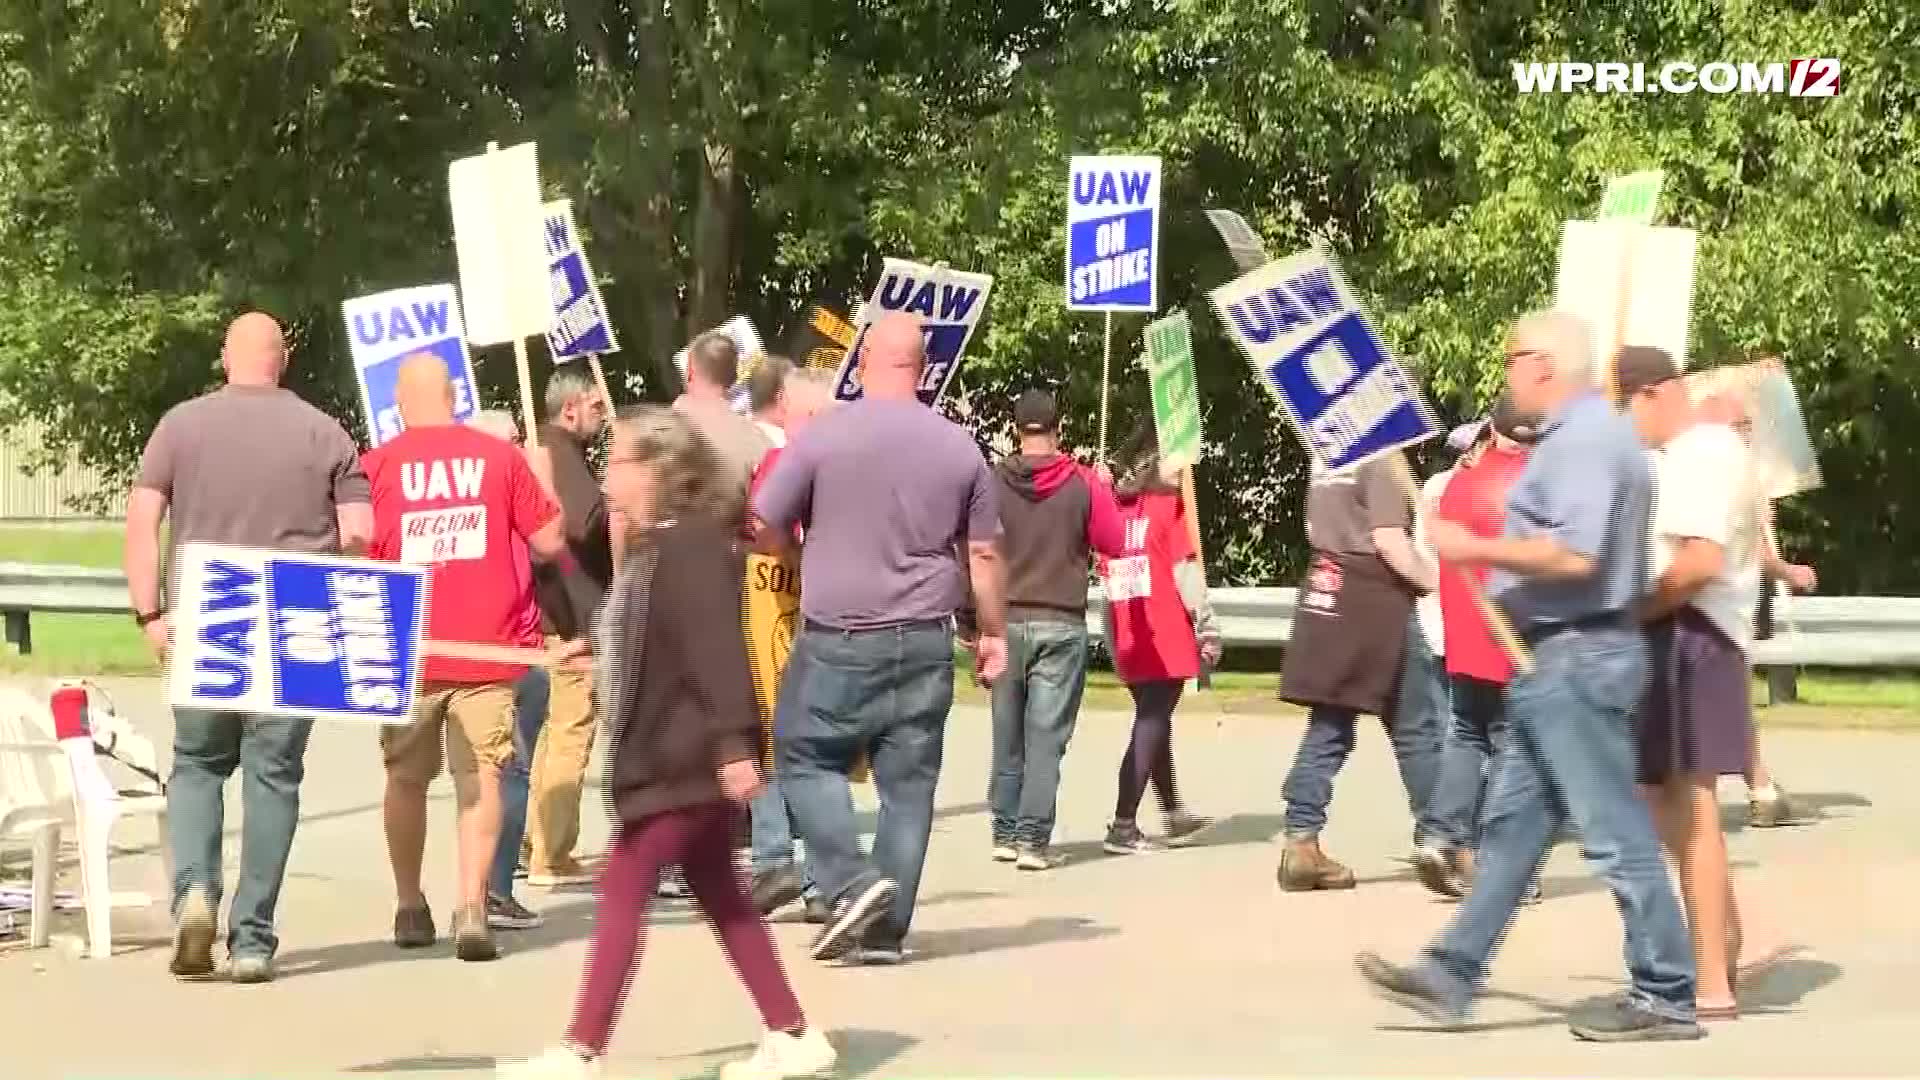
[857,931,906,966]
[453,902,499,962]
[751,864,806,916]
[169,885,217,980]
[393,903,437,949]
[809,878,898,961]
[1355,952,1468,1028]
[803,894,831,925]
[1413,846,1467,900]
[487,893,544,931]
[1162,811,1218,847]
[1567,997,1704,1042]
[1103,820,1159,855]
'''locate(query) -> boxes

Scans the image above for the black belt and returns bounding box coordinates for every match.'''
[1520,612,1631,646]
[803,617,951,636]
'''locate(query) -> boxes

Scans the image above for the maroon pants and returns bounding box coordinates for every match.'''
[567,801,804,1055]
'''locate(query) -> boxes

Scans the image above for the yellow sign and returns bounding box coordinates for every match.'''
[742,549,868,783]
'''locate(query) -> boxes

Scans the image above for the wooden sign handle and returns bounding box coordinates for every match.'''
[1390,451,1534,676]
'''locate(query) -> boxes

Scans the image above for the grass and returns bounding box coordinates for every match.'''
[0,524,156,676]
[0,523,1915,728]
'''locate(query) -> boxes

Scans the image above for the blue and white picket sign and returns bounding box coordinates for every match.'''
[167,543,429,726]
[1066,155,1161,312]
[543,199,619,360]
[1209,249,1438,474]
[831,258,994,406]
[344,284,480,447]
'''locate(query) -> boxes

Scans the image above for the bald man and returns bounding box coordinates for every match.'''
[362,353,568,964]
[753,312,1007,965]
[1359,317,1699,1041]
[127,311,374,984]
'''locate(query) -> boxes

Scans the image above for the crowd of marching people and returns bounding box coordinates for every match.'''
[126,301,1821,1075]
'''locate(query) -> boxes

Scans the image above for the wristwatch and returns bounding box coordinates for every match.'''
[134,610,164,628]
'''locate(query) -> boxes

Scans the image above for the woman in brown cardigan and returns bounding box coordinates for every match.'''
[498,406,834,1080]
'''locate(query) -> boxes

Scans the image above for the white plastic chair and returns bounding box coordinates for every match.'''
[0,681,168,958]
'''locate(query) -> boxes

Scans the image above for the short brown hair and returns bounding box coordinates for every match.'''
[687,331,740,388]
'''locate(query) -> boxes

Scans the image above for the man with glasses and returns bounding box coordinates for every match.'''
[1357,315,1700,1042]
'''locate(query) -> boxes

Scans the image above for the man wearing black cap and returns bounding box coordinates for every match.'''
[982,389,1127,869]
[1621,345,1763,1019]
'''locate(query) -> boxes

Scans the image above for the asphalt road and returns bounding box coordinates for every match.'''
[1,676,1911,1078]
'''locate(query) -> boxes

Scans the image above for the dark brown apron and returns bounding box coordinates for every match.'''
[1279,550,1414,716]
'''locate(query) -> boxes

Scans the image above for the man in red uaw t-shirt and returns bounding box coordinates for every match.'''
[363,354,567,963]
[1416,394,1538,899]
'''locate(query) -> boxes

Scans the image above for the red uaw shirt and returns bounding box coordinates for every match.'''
[1437,444,1530,685]
[364,425,559,685]
[1097,490,1201,684]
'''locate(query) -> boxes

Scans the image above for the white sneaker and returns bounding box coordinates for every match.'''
[719,1028,837,1080]
[495,1046,601,1079]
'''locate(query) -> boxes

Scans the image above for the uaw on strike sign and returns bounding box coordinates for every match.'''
[1210,250,1436,473]
[1066,155,1161,311]
[543,198,619,359]
[344,284,481,447]
[832,257,993,406]
[168,543,428,725]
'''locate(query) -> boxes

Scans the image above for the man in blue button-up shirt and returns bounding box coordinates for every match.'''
[1357,312,1701,1043]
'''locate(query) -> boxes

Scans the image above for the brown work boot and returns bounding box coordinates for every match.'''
[1276,836,1357,892]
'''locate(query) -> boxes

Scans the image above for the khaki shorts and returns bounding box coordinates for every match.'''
[380,681,516,785]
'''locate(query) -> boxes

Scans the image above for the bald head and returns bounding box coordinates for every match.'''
[221,312,288,387]
[394,352,456,427]
[857,313,928,401]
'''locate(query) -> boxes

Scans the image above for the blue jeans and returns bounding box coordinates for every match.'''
[776,620,953,946]
[1419,625,1695,1021]
[987,619,1089,848]
[167,710,313,959]
[1282,614,1445,843]
[1428,674,1508,850]
[748,780,818,898]
[492,668,552,899]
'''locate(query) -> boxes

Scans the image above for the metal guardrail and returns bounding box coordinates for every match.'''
[1082,587,1920,669]
[3,561,1917,675]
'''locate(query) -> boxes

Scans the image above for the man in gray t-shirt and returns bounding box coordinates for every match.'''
[124,311,372,984]
[753,311,1006,964]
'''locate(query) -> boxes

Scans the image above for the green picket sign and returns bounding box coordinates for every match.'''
[1145,311,1203,471]
[1599,170,1665,223]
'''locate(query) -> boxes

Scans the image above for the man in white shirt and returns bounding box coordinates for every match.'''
[1619,346,1759,1020]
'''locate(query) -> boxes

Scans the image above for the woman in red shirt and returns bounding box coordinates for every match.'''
[1096,450,1222,854]
[1416,396,1539,899]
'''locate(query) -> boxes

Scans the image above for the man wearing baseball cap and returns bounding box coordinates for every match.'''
[982,388,1127,869]
[1619,344,1763,1020]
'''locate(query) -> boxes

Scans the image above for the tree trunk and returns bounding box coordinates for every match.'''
[688,139,738,337]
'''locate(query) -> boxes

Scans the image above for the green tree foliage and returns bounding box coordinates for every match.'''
[1,1,1914,589]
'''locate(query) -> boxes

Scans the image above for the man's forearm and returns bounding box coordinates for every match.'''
[125,535,162,613]
[967,551,1007,637]
[1373,528,1434,593]
[1472,535,1594,581]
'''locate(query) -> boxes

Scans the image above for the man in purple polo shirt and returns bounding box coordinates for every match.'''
[754,311,1007,966]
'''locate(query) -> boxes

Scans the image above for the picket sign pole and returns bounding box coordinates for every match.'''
[1098,311,1114,461]
[484,140,543,452]
[1179,465,1216,690]
[585,353,616,413]
[1388,450,1534,676]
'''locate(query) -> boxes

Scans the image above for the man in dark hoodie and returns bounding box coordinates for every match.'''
[985,389,1127,869]
[522,360,612,887]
